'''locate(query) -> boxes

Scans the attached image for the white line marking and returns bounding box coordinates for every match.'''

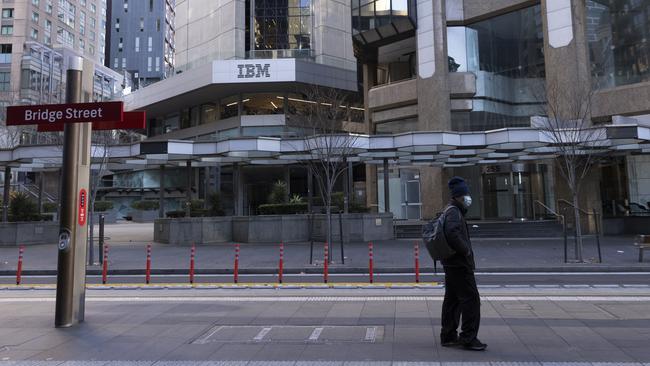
[253,327,272,341]
[0,296,649,303]
[308,327,323,341]
[364,327,377,342]
[193,325,223,345]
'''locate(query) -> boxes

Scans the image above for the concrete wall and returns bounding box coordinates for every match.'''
[131,210,159,223]
[154,214,394,244]
[592,82,650,122]
[175,0,245,71]
[0,222,58,246]
[312,0,356,71]
[462,0,537,22]
[155,217,233,245]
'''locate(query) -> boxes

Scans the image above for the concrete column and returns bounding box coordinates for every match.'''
[343,158,349,214]
[284,166,291,203]
[2,166,10,222]
[365,164,378,213]
[158,165,165,219]
[307,168,313,213]
[420,166,447,220]
[416,0,451,131]
[362,56,378,134]
[37,171,44,214]
[541,0,592,119]
[383,159,390,213]
[185,160,192,218]
[233,163,243,216]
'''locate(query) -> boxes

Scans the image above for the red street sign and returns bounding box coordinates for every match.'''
[78,189,87,226]
[37,111,146,132]
[5,101,123,126]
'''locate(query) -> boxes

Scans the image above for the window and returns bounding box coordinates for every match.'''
[89,30,95,41]
[45,19,51,31]
[587,0,650,88]
[118,37,123,52]
[115,18,120,32]
[46,0,52,14]
[0,72,10,91]
[135,37,139,52]
[89,45,94,55]
[1,26,13,35]
[79,38,85,50]
[80,0,86,6]
[156,19,161,31]
[90,4,96,13]
[32,11,39,23]
[2,8,13,18]
[149,0,153,11]
[155,57,160,72]
[147,37,152,52]
[113,58,118,68]
[0,44,12,63]
[140,17,144,31]
[32,0,40,6]
[123,0,128,12]
[147,56,152,71]
[90,17,96,28]
[122,58,126,68]
[250,0,312,53]
[44,35,51,44]
[30,28,38,40]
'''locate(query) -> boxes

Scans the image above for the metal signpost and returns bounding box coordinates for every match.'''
[5,56,144,328]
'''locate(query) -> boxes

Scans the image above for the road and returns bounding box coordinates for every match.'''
[0,286,649,364]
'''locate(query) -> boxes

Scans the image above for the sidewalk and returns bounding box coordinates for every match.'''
[0,223,648,274]
[0,288,649,362]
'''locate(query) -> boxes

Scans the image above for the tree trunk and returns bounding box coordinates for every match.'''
[573,193,583,262]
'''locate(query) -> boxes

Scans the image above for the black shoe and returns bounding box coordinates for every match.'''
[462,338,487,351]
[441,338,460,347]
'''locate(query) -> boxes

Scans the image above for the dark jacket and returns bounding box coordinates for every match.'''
[441,199,476,270]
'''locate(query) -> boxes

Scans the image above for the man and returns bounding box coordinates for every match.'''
[440,176,486,351]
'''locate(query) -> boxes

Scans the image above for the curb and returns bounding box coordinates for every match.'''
[1,265,650,277]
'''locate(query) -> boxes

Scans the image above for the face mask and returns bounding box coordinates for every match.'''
[463,195,473,208]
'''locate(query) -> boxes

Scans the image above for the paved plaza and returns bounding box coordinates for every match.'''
[0,287,650,363]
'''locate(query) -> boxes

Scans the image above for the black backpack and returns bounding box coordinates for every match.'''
[422,205,457,261]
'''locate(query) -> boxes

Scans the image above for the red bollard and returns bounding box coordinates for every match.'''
[16,246,24,285]
[234,244,240,284]
[189,243,196,284]
[278,242,284,284]
[323,242,329,284]
[368,242,374,284]
[414,241,420,284]
[102,244,109,285]
[145,244,152,285]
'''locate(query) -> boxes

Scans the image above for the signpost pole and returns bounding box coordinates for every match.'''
[55,56,91,328]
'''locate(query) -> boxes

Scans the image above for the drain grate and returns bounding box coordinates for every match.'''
[192,325,384,344]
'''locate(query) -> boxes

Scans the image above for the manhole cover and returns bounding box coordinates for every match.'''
[192,325,384,344]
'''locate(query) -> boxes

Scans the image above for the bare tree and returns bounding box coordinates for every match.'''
[291,86,361,248]
[533,75,606,262]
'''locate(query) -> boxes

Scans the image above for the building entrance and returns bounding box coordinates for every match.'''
[481,164,550,220]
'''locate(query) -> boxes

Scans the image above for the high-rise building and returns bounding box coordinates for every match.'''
[0,0,125,138]
[106,0,175,89]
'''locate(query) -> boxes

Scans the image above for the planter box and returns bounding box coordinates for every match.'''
[0,221,59,246]
[233,215,310,243]
[130,209,159,223]
[155,217,232,245]
[154,213,393,244]
[311,213,394,242]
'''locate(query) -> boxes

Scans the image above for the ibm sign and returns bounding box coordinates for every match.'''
[237,63,271,79]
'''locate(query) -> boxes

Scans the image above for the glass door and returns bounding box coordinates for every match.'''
[482,173,513,219]
[401,170,422,220]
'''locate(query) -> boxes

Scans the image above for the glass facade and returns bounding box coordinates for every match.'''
[246,0,312,58]
[448,5,546,132]
[587,0,650,88]
[352,0,416,37]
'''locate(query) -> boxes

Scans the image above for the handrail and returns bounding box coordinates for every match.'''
[557,199,594,216]
[533,200,563,220]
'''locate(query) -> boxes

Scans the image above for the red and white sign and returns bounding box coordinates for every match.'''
[5,101,123,126]
[78,189,87,226]
[36,111,146,132]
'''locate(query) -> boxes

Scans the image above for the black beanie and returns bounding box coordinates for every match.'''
[448,176,470,198]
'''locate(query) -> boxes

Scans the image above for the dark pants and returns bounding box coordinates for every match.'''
[440,266,481,344]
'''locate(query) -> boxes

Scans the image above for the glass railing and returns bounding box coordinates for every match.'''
[246,49,314,60]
